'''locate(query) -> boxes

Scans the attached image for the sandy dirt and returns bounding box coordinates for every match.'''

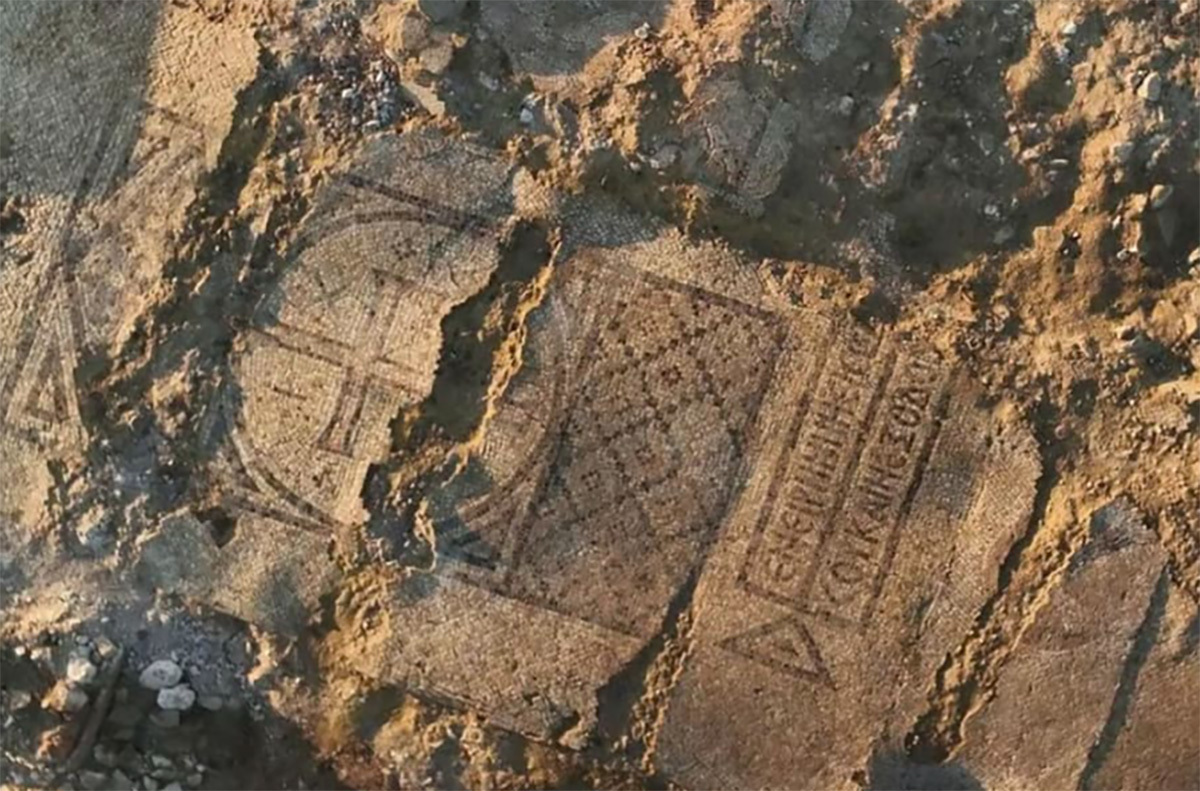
[0,1,1197,789]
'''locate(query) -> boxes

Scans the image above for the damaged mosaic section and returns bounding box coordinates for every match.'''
[128,131,1039,785]
[0,0,255,551]
[364,210,1043,791]
[3,2,1198,789]
[120,132,1044,785]
[139,131,519,629]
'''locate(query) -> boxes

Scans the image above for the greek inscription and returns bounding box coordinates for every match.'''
[740,327,889,606]
[803,351,948,626]
[740,340,949,628]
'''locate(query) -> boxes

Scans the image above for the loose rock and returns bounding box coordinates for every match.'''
[44,680,88,713]
[157,684,196,711]
[138,659,183,690]
[420,40,454,75]
[396,11,429,52]
[1150,184,1174,209]
[649,144,679,170]
[93,636,118,659]
[1138,72,1162,102]
[399,80,446,118]
[66,653,98,685]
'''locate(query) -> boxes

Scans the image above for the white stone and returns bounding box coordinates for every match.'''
[93,636,118,659]
[66,654,98,685]
[157,684,196,711]
[138,659,183,690]
[1150,183,1174,209]
[1138,72,1163,102]
[649,144,679,170]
